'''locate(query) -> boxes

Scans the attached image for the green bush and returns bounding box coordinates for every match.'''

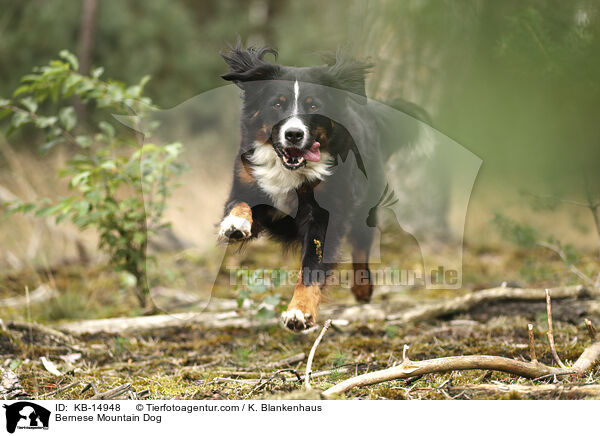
[0,51,185,309]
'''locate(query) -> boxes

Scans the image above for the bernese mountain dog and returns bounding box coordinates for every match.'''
[218,43,392,331]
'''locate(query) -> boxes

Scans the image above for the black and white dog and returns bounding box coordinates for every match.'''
[218,43,395,331]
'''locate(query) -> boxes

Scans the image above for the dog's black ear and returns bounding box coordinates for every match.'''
[221,41,280,87]
[324,51,372,103]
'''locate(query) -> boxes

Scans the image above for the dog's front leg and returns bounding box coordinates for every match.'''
[281,200,334,331]
[218,201,253,242]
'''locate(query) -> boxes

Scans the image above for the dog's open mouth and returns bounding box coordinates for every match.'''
[273,142,321,170]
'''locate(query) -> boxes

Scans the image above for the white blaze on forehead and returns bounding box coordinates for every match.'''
[293,80,299,115]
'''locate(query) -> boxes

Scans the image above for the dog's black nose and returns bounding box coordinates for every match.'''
[285,128,304,144]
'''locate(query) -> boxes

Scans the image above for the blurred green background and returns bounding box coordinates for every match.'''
[1,0,599,263]
[2,0,599,190]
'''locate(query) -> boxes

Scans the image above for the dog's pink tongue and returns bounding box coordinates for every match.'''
[304,141,321,162]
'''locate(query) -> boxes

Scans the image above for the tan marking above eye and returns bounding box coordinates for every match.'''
[306,97,313,103]
[279,96,287,102]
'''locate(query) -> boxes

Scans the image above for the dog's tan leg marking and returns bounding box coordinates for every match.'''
[281,278,321,331]
[218,202,253,241]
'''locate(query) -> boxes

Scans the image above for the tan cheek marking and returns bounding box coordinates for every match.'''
[313,126,329,147]
[255,123,272,143]
[251,110,260,119]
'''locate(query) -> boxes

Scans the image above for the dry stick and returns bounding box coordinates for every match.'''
[545,289,566,368]
[304,319,332,390]
[91,383,131,400]
[40,381,81,399]
[528,324,537,363]
[585,318,597,340]
[446,383,600,398]
[322,345,600,398]
[402,345,409,362]
[214,365,369,385]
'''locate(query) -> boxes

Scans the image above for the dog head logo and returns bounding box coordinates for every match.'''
[2,402,50,434]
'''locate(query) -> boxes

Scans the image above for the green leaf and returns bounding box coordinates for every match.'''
[20,97,38,113]
[100,160,116,171]
[263,294,282,306]
[59,107,77,131]
[75,135,92,148]
[11,111,31,128]
[62,74,83,95]
[13,85,31,97]
[0,108,12,120]
[70,171,91,188]
[21,203,37,214]
[0,98,10,106]
[98,121,115,138]
[59,50,79,70]
[35,116,58,128]
[39,139,62,153]
[91,67,104,79]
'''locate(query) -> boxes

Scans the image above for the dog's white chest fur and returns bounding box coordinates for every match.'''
[249,142,332,211]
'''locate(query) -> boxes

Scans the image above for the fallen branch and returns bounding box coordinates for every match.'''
[7,320,76,345]
[386,285,590,325]
[305,320,332,389]
[323,293,600,397]
[0,285,57,308]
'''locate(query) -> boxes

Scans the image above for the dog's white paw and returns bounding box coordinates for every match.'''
[218,214,252,241]
[281,308,315,331]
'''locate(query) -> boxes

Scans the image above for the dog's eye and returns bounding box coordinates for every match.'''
[310,104,319,111]
[273,102,282,109]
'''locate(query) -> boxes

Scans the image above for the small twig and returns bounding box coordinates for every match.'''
[538,242,595,287]
[528,324,537,363]
[91,383,131,400]
[546,289,566,368]
[585,319,597,340]
[402,344,410,362]
[246,369,302,397]
[41,381,81,398]
[305,319,332,389]
[248,353,306,370]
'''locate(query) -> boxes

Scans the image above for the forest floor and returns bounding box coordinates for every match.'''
[1,231,600,400]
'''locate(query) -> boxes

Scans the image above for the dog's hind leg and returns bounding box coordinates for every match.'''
[348,224,375,302]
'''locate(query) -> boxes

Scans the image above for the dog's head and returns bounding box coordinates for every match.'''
[221,43,370,171]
